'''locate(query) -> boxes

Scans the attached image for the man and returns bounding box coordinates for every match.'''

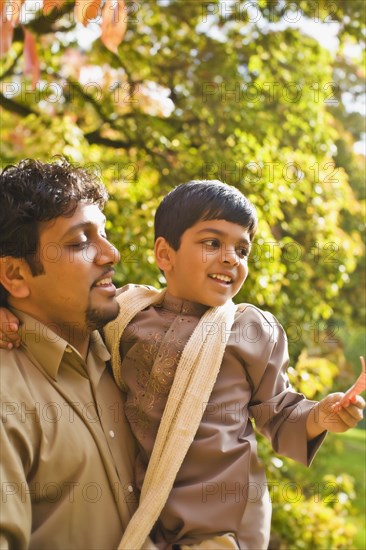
[0,158,141,549]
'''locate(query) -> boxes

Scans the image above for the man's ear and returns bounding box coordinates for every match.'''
[0,257,31,299]
[154,237,175,272]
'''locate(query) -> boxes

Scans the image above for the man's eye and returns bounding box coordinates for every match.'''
[67,241,88,249]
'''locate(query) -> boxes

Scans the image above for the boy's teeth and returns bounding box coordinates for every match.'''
[95,278,112,286]
[209,274,232,282]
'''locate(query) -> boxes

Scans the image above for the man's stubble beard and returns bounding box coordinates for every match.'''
[85,300,120,331]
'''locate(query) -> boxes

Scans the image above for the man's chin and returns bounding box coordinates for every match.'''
[85,301,120,331]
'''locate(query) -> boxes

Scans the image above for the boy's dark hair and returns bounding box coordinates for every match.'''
[0,157,108,305]
[154,180,258,249]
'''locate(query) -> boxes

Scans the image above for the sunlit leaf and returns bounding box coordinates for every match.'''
[23,27,40,89]
[101,0,127,54]
[42,0,66,16]
[74,0,101,26]
[0,3,13,56]
[8,0,24,26]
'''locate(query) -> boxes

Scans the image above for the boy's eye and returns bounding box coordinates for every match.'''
[203,239,220,249]
[236,246,249,259]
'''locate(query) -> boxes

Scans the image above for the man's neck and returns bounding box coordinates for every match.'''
[39,323,91,360]
[68,333,91,361]
[9,301,91,360]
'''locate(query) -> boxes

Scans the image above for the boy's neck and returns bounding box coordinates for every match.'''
[162,290,210,316]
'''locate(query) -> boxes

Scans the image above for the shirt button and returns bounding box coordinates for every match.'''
[109,430,115,438]
[127,485,134,493]
[65,346,72,353]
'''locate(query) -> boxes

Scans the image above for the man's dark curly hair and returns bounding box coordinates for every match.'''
[0,157,108,305]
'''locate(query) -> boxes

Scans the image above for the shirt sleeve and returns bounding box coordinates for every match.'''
[0,386,35,549]
[234,305,325,466]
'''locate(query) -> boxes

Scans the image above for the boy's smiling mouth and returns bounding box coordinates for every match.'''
[208,273,233,285]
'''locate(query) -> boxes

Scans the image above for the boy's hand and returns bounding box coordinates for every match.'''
[0,307,21,349]
[307,393,365,439]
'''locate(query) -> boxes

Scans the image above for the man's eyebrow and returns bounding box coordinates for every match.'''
[196,228,250,244]
[61,218,106,240]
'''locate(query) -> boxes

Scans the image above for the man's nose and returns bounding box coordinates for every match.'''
[97,239,121,265]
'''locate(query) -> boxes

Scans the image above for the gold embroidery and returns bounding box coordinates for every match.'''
[122,307,201,441]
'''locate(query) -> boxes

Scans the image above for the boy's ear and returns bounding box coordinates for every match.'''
[154,237,175,272]
[0,257,31,299]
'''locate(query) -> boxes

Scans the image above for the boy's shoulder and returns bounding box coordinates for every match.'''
[235,302,278,322]
[234,302,285,340]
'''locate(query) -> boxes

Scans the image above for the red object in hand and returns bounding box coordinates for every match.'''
[333,356,366,411]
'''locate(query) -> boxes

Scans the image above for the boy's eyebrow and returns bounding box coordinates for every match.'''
[196,227,251,244]
[61,218,106,240]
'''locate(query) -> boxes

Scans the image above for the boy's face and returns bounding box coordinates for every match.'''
[158,219,251,307]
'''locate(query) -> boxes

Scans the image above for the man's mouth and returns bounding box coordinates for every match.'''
[208,273,233,285]
[94,277,113,287]
[92,271,116,290]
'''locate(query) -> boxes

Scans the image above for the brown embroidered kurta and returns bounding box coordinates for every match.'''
[119,285,325,549]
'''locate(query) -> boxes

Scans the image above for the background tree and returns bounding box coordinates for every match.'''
[1,1,365,547]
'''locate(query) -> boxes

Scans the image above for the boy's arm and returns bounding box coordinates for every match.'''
[0,307,21,349]
[306,393,365,440]
[236,305,364,465]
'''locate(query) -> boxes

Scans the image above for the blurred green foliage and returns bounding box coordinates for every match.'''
[1,1,365,547]
[260,428,366,549]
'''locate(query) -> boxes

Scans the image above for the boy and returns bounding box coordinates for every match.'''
[1,180,364,549]
[103,180,365,549]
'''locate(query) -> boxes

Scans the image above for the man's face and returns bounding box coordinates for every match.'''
[164,219,251,307]
[20,202,120,336]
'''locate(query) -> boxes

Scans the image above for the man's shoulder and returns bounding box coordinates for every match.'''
[0,345,27,369]
[0,346,40,393]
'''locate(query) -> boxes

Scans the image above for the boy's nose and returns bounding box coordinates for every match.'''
[221,246,239,265]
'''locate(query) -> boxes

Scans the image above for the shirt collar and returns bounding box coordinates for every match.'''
[159,292,209,316]
[11,309,110,381]
[90,330,111,362]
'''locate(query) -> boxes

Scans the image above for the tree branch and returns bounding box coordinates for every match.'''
[0,93,36,117]
[13,2,75,39]
[0,52,22,81]
[84,130,132,149]
[65,77,107,122]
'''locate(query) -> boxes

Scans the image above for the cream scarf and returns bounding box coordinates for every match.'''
[104,285,237,550]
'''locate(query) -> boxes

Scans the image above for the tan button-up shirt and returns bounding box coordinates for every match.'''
[0,310,138,550]
[119,288,325,549]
